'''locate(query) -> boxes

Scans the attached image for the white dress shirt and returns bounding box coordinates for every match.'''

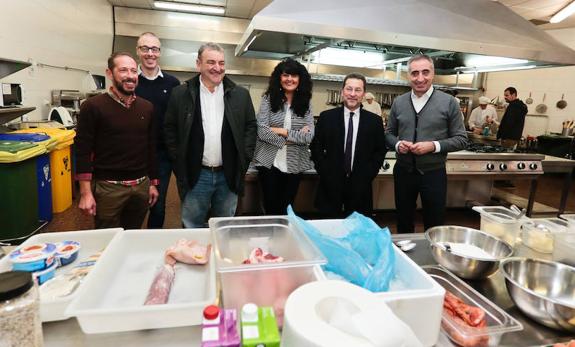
[395,86,440,153]
[468,105,498,129]
[344,107,360,171]
[199,77,225,166]
[137,65,164,80]
[273,104,292,173]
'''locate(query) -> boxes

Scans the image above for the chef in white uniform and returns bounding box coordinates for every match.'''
[362,92,382,117]
[468,96,498,133]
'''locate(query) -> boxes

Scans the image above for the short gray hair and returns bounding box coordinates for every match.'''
[407,54,434,73]
[198,42,225,60]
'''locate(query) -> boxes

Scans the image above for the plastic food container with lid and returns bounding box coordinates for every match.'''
[522,218,567,253]
[0,271,43,347]
[553,231,575,267]
[472,206,528,246]
[9,243,57,272]
[423,265,523,347]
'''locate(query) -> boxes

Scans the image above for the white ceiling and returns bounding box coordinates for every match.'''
[107,0,575,29]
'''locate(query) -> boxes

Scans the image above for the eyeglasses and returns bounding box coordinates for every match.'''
[137,46,161,54]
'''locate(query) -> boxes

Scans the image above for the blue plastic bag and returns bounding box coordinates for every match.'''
[287,206,395,292]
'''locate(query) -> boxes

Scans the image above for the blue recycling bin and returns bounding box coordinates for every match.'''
[35,154,53,222]
[0,133,53,222]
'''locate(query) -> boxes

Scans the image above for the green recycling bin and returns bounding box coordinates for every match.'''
[0,142,40,242]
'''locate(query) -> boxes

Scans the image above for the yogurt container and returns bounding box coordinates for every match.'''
[55,241,81,267]
[9,243,57,272]
[33,262,58,285]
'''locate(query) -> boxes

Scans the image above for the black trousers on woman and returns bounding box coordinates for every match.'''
[393,164,447,233]
[257,166,302,215]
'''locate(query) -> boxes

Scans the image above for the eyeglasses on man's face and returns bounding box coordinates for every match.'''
[138,46,161,54]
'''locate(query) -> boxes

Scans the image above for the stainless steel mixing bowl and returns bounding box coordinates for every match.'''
[500,257,575,332]
[425,226,513,279]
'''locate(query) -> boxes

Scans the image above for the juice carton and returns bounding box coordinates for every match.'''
[240,303,280,347]
[201,305,241,347]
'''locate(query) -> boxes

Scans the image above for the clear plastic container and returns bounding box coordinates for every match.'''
[209,216,326,325]
[553,232,575,267]
[423,265,523,347]
[521,219,566,254]
[0,271,43,347]
[472,206,527,246]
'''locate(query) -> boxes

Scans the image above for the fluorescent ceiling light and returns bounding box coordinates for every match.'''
[312,47,384,69]
[551,1,575,23]
[458,65,537,73]
[465,55,528,67]
[154,1,225,15]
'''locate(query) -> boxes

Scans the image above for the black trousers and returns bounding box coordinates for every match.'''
[257,166,302,215]
[394,165,447,233]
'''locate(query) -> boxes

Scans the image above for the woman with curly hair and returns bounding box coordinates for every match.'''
[252,58,314,215]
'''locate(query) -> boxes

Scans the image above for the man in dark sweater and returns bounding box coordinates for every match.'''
[497,86,527,147]
[385,54,467,233]
[135,32,180,229]
[75,52,159,229]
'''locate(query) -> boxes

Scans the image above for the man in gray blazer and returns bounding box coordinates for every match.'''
[385,54,467,233]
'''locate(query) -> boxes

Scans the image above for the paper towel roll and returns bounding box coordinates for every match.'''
[281,280,423,347]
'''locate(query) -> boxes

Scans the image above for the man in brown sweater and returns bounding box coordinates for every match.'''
[75,52,159,229]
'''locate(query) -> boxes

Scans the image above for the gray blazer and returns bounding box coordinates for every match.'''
[252,95,314,173]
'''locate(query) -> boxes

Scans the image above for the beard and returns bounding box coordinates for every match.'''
[112,76,137,95]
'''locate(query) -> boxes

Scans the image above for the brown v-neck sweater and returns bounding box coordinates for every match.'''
[75,93,158,181]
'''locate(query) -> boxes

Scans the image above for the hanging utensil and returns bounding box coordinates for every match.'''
[536,93,547,114]
[557,94,568,109]
[525,92,533,105]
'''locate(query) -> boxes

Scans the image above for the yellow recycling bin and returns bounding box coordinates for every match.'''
[13,128,75,213]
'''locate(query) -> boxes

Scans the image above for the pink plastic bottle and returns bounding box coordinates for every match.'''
[201,305,240,347]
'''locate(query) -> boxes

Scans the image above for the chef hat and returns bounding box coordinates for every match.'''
[364,92,375,100]
[479,96,491,104]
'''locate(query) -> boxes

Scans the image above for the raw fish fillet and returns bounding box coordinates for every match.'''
[242,247,284,264]
[144,264,175,305]
[164,239,211,266]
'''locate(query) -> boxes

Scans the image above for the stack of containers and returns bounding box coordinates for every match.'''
[0,139,47,241]
[0,133,55,223]
[521,218,567,253]
[554,215,575,266]
[472,206,529,247]
[12,128,76,213]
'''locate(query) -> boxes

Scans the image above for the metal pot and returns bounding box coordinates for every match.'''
[525,92,533,104]
[557,94,568,109]
[536,93,547,114]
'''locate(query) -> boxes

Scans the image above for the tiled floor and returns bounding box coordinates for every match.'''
[42,173,574,234]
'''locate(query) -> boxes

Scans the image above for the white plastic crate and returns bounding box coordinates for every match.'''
[0,228,121,322]
[307,219,445,347]
[66,229,216,333]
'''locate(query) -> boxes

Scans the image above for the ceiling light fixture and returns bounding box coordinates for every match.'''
[550,1,575,23]
[154,1,225,15]
[456,65,537,73]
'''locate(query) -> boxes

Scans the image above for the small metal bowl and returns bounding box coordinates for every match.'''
[425,226,513,279]
[500,257,575,332]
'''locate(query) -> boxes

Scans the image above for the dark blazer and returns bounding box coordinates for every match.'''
[310,106,387,215]
[164,75,257,200]
[497,99,527,141]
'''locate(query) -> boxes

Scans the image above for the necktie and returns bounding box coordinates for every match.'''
[344,112,354,175]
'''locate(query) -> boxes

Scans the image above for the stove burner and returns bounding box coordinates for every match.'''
[467,143,515,153]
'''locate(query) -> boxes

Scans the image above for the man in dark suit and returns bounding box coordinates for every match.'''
[311,73,387,217]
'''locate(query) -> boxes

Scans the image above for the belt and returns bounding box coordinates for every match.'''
[202,165,224,172]
[105,176,147,186]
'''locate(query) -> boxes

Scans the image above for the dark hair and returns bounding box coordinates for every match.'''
[505,87,517,95]
[264,58,312,117]
[107,52,136,70]
[343,73,366,90]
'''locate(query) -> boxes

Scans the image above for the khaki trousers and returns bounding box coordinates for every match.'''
[93,178,149,229]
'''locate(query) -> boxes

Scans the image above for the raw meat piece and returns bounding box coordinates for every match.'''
[442,290,489,347]
[164,239,211,266]
[144,264,175,305]
[242,247,284,264]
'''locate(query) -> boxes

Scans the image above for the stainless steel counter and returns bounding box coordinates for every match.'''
[392,233,575,347]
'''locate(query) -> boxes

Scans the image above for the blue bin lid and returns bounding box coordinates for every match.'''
[0,133,51,142]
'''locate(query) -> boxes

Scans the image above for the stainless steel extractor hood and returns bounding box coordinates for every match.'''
[236,0,575,74]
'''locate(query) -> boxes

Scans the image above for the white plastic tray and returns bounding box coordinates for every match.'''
[66,229,217,334]
[0,228,121,322]
[307,219,445,347]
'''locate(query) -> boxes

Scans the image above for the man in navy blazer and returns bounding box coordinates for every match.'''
[311,73,387,217]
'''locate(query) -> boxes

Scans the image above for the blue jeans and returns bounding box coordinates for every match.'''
[147,149,172,229]
[181,168,238,228]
